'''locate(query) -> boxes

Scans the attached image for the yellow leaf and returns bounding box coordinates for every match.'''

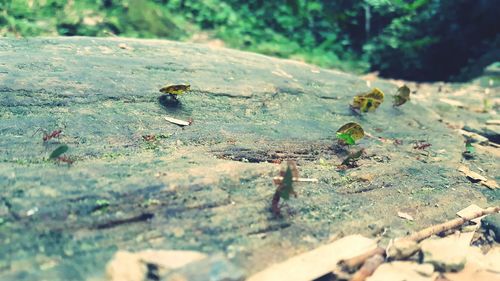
[393,85,410,107]
[336,122,365,141]
[351,88,385,112]
[159,84,191,95]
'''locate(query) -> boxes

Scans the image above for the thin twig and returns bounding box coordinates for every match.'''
[164,116,190,126]
[403,206,499,242]
[273,176,318,183]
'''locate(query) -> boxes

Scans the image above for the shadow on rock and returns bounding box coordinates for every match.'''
[158,94,182,112]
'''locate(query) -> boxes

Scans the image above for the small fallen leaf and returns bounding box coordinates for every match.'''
[456,204,485,224]
[397,211,414,221]
[458,166,497,189]
[159,84,191,95]
[480,179,498,189]
[393,85,410,107]
[336,122,365,145]
[352,88,385,112]
[49,144,69,159]
[458,165,487,182]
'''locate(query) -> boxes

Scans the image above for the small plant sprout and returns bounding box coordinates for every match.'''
[336,122,365,145]
[159,84,191,100]
[351,88,385,112]
[33,128,62,142]
[393,85,410,107]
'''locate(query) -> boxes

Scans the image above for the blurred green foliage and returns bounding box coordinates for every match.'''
[1,0,498,81]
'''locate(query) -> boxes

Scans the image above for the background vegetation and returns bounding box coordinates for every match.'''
[1,0,498,81]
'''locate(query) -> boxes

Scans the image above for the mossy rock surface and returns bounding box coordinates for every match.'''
[0,37,498,280]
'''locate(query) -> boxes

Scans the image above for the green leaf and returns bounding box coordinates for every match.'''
[279,165,294,200]
[465,142,475,153]
[49,144,68,159]
[95,199,110,207]
[336,132,356,145]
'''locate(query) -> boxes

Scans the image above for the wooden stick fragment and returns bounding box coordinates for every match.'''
[350,254,385,281]
[272,176,318,183]
[164,116,190,126]
[339,246,385,271]
[403,206,499,242]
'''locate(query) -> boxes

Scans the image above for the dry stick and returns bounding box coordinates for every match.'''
[403,206,499,242]
[350,254,385,281]
[339,246,385,271]
[273,176,319,183]
[164,116,190,126]
[344,206,500,281]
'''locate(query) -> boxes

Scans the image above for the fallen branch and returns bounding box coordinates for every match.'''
[339,246,385,271]
[344,206,500,281]
[403,206,500,242]
[350,254,385,281]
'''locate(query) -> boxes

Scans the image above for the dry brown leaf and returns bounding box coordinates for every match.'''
[458,130,489,144]
[481,179,499,190]
[458,166,488,182]
[456,204,485,225]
